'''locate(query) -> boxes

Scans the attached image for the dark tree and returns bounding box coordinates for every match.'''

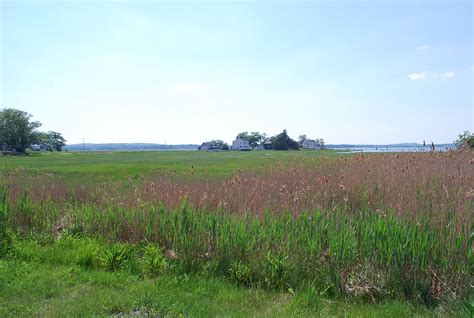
[271,130,299,150]
[236,131,266,148]
[209,140,230,150]
[298,134,307,147]
[46,131,67,151]
[0,108,41,153]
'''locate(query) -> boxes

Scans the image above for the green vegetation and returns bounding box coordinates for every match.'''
[0,108,66,153]
[0,236,444,317]
[454,130,474,149]
[1,150,473,316]
[35,131,67,151]
[1,149,340,181]
[198,140,230,151]
[0,108,42,153]
[235,131,267,148]
[267,129,300,150]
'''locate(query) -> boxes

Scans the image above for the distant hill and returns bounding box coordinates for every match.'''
[64,143,199,151]
[326,143,454,149]
[64,142,455,152]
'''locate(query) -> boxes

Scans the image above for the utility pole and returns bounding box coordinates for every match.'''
[83,138,85,152]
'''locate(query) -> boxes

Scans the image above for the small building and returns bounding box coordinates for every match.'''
[199,142,211,151]
[231,138,251,151]
[30,143,49,151]
[302,139,321,150]
[199,142,221,151]
[1,144,15,152]
[263,140,273,150]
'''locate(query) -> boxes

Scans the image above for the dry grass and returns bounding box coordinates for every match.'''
[1,151,473,306]
[137,152,472,221]
[15,152,472,219]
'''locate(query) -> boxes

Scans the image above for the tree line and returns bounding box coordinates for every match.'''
[0,108,66,154]
[202,130,325,151]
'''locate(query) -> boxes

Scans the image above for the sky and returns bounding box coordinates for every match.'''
[1,0,473,145]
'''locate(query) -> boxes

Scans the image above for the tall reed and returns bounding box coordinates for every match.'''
[2,151,473,305]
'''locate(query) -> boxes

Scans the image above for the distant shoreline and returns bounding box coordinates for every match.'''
[64,142,454,152]
[64,143,199,152]
[326,143,454,153]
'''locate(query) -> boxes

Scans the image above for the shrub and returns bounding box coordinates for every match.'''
[229,261,252,286]
[142,244,168,277]
[97,243,132,271]
[454,130,474,149]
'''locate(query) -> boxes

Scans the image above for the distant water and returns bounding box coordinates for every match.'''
[327,145,454,153]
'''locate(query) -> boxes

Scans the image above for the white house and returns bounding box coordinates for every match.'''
[199,142,222,151]
[302,139,321,150]
[199,142,210,151]
[30,143,49,151]
[231,138,251,151]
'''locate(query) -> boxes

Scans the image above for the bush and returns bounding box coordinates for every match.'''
[142,244,168,277]
[97,243,132,271]
[271,129,299,150]
[454,130,474,149]
[229,261,252,286]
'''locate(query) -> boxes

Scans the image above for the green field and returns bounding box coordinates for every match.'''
[1,150,473,317]
[2,150,340,179]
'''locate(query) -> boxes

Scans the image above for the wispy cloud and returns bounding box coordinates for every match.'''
[416,44,432,50]
[441,71,455,78]
[408,71,455,80]
[408,72,427,80]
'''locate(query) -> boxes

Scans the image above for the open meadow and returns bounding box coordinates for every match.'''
[1,150,473,317]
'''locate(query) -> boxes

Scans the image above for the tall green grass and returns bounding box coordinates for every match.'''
[0,183,12,257]
[2,151,472,313]
[5,191,472,307]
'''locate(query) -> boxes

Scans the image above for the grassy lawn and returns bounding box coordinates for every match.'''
[1,150,340,180]
[0,239,437,318]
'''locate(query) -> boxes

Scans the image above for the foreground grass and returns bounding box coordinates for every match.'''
[1,151,472,316]
[6,199,472,303]
[0,238,444,317]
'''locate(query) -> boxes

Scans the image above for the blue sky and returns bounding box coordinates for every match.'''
[1,0,472,145]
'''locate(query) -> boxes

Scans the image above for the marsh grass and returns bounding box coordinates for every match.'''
[1,151,473,310]
[4,198,472,305]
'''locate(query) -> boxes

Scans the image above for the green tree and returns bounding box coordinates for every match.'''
[263,136,275,149]
[298,134,307,147]
[0,108,41,153]
[46,131,67,151]
[272,130,299,150]
[34,132,51,150]
[236,131,266,148]
[236,132,250,140]
[454,130,474,149]
[317,138,325,149]
[208,140,229,150]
